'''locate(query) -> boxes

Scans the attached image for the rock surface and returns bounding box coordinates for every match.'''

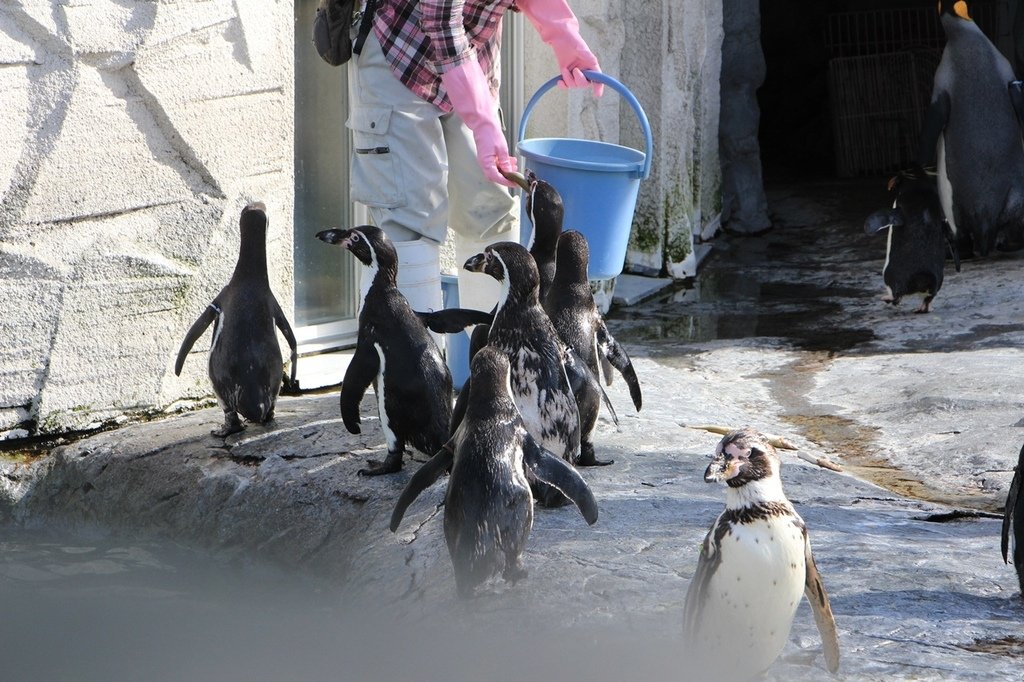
[2,179,1023,680]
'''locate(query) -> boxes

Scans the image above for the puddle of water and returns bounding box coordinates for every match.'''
[781,413,1002,512]
[611,273,876,351]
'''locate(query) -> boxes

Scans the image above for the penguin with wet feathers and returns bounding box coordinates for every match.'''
[316,225,452,476]
[390,347,598,598]
[864,167,960,313]
[683,428,840,680]
[457,241,582,506]
[544,230,643,465]
[175,202,298,436]
[918,0,1024,256]
[1001,443,1024,597]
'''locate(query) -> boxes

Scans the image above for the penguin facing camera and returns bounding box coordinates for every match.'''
[918,0,1024,257]
[316,226,452,476]
[389,347,599,598]
[864,168,961,313]
[683,428,840,679]
[544,230,643,466]
[1001,443,1024,597]
[174,202,298,437]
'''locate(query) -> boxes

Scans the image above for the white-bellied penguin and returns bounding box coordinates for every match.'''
[1002,443,1024,598]
[174,202,297,436]
[864,167,961,313]
[918,0,1024,256]
[389,347,598,598]
[316,226,452,476]
[544,230,643,465]
[683,428,840,680]
[460,241,582,506]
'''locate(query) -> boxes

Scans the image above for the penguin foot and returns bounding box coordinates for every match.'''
[358,451,404,476]
[503,560,528,585]
[577,443,614,467]
[212,413,245,437]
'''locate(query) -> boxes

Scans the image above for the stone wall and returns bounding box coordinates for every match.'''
[0,1,295,437]
[521,0,723,279]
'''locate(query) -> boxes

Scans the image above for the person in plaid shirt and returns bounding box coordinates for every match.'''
[346,0,603,316]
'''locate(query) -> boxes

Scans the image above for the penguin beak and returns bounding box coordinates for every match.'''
[464,252,488,273]
[315,228,348,245]
[704,452,742,483]
[499,168,531,192]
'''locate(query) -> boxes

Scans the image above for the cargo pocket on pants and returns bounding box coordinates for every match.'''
[348,105,406,208]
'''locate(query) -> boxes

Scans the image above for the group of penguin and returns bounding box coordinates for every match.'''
[172,174,846,678]
[862,0,1024,613]
[168,3,1024,677]
[863,0,1024,314]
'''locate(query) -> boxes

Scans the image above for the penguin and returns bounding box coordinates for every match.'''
[683,428,840,680]
[174,202,297,437]
[863,168,961,313]
[422,168,565,356]
[544,230,643,466]
[315,226,452,476]
[1001,443,1024,597]
[389,346,599,598]
[503,168,564,302]
[918,0,1024,257]
[459,241,582,506]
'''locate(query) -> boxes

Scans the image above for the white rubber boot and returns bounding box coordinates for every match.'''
[394,237,443,348]
[394,238,443,313]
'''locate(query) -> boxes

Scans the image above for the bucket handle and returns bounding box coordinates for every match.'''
[517,70,653,180]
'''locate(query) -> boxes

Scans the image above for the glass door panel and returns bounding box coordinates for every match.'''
[294,0,359,351]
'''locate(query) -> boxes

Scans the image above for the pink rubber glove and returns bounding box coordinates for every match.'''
[516,0,604,97]
[441,56,518,187]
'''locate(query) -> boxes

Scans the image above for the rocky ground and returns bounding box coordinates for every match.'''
[1,178,1023,681]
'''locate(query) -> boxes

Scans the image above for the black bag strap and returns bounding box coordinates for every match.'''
[353,0,378,56]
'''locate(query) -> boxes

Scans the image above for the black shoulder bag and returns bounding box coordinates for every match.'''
[312,0,378,67]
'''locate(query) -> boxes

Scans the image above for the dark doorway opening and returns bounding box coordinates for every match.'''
[756,0,1014,181]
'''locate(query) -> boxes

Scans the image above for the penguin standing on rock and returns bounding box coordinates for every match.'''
[864,168,960,313]
[316,226,452,476]
[683,428,840,680]
[389,347,599,598]
[460,242,582,506]
[1001,443,1024,597]
[919,0,1024,256]
[544,230,643,465]
[175,202,297,437]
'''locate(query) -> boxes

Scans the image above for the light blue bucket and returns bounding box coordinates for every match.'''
[517,70,653,280]
[440,274,470,391]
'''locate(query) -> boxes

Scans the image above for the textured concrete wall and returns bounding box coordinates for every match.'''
[0,1,295,437]
[521,0,723,279]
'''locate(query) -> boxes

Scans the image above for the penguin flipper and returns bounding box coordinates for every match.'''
[596,319,642,411]
[803,533,840,674]
[522,432,598,525]
[1001,446,1023,564]
[416,308,493,334]
[339,340,379,434]
[917,90,950,167]
[174,304,218,375]
[273,299,299,384]
[942,219,962,272]
[682,523,722,640]
[389,441,455,532]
